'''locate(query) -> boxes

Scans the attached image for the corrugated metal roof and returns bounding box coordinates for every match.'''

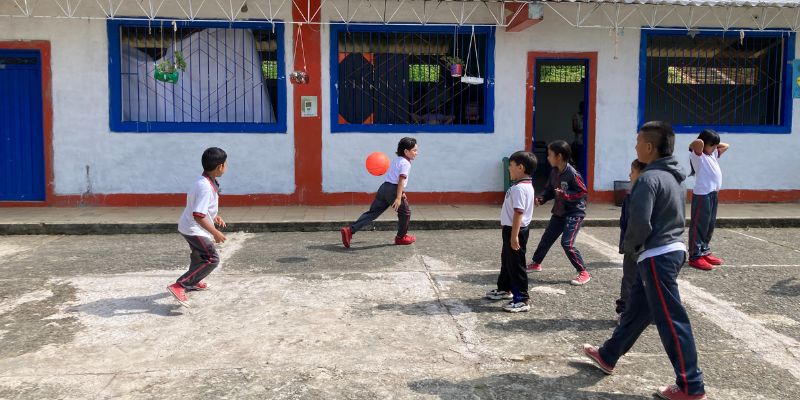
[540,0,800,8]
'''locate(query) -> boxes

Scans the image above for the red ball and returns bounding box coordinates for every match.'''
[365,152,390,176]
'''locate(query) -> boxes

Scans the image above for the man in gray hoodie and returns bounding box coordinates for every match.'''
[582,121,706,400]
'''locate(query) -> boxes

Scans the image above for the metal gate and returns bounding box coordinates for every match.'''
[0,49,45,201]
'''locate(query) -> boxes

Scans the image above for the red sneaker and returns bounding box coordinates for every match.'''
[186,281,209,291]
[167,283,190,308]
[395,234,416,245]
[340,226,352,248]
[582,344,614,374]
[655,384,706,400]
[703,254,724,265]
[688,257,713,271]
[526,263,542,272]
[570,271,591,286]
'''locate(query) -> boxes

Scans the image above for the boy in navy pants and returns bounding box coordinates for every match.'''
[583,122,706,400]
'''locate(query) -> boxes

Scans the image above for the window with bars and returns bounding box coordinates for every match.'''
[641,30,794,133]
[107,20,285,133]
[539,65,585,83]
[331,25,495,133]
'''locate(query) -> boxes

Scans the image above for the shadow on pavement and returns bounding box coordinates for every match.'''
[66,292,183,317]
[307,243,395,253]
[408,365,651,399]
[375,298,500,316]
[486,318,616,333]
[768,277,800,297]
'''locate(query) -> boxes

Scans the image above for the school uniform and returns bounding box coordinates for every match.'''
[598,156,705,397]
[496,178,535,303]
[615,194,638,315]
[689,149,722,260]
[531,164,588,272]
[175,173,221,288]
[350,156,412,237]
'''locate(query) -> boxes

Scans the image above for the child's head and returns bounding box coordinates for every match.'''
[630,159,647,184]
[396,137,418,160]
[202,147,227,176]
[546,140,571,168]
[636,121,674,163]
[508,151,537,180]
[697,129,721,154]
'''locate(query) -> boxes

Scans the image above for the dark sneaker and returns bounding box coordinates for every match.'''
[582,344,614,374]
[688,257,713,271]
[655,384,706,400]
[570,271,591,285]
[703,254,723,265]
[502,300,531,312]
[486,289,513,300]
[395,234,416,245]
[186,281,209,291]
[526,263,542,272]
[167,283,190,308]
[340,226,352,248]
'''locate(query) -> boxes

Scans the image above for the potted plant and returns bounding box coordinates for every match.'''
[441,55,464,77]
[154,51,187,84]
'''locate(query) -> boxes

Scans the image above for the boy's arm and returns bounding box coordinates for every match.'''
[689,139,704,156]
[510,211,523,250]
[623,178,656,254]
[391,176,407,210]
[717,142,730,157]
[193,214,226,243]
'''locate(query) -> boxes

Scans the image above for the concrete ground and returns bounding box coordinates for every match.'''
[1,227,799,399]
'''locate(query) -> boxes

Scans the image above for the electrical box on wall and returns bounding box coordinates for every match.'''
[301,96,317,117]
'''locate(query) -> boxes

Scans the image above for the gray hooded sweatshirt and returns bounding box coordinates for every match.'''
[623,156,686,255]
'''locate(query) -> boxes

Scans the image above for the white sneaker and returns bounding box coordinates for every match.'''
[485,289,513,300]
[502,300,531,313]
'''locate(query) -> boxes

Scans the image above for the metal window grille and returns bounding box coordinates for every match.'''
[644,33,786,127]
[538,65,585,83]
[116,22,280,128]
[335,30,489,127]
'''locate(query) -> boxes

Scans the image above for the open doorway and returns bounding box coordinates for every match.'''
[531,59,588,194]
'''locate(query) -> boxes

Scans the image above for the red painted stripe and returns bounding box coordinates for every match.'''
[649,257,689,395]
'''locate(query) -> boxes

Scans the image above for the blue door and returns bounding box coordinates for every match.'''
[0,50,45,201]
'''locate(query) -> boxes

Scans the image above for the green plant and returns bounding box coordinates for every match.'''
[441,55,464,67]
[156,51,187,73]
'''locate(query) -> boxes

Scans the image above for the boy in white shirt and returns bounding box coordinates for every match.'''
[486,151,537,312]
[168,147,228,308]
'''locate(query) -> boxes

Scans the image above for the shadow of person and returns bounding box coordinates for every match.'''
[768,277,800,297]
[375,298,499,316]
[408,365,650,399]
[66,292,183,318]
[485,318,616,333]
[307,243,396,253]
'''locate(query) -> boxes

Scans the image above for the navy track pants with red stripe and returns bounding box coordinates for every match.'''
[531,215,586,272]
[599,250,705,396]
[177,234,220,288]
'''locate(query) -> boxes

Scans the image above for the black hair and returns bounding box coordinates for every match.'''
[509,151,537,176]
[639,121,675,157]
[547,140,572,163]
[396,137,417,157]
[631,159,647,171]
[689,129,721,176]
[202,147,227,172]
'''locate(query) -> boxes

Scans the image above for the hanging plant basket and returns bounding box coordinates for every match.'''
[154,51,187,85]
[449,64,463,77]
[460,76,484,85]
[290,71,309,84]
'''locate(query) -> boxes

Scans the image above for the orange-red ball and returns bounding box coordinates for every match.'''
[365,152,390,176]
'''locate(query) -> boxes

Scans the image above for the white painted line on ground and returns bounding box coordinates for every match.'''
[0,289,54,315]
[216,232,254,266]
[578,229,624,264]
[726,229,800,253]
[581,230,800,380]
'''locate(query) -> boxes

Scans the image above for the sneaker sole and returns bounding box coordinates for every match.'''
[340,230,351,248]
[688,264,713,271]
[654,391,706,400]
[486,295,514,300]
[167,286,191,308]
[186,286,209,291]
[526,268,542,272]
[583,347,613,375]
[503,306,531,313]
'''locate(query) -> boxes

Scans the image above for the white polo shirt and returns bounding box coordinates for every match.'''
[178,174,219,239]
[500,179,535,228]
[385,156,411,187]
[690,149,722,195]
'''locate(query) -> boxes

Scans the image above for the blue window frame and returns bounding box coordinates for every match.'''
[638,28,794,134]
[108,19,286,133]
[330,24,495,133]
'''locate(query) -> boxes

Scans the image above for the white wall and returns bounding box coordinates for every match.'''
[3,3,799,197]
[0,17,296,195]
